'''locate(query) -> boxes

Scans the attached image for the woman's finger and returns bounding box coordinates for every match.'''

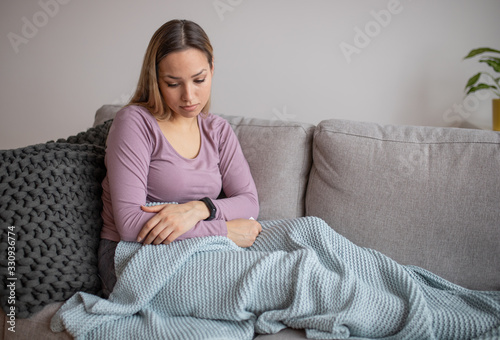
[152,227,174,245]
[137,215,160,242]
[160,229,184,245]
[142,222,168,244]
[137,206,166,241]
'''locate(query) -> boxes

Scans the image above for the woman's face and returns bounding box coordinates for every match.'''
[157,48,213,119]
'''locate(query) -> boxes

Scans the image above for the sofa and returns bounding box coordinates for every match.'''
[1,104,499,340]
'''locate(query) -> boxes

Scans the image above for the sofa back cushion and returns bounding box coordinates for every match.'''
[306,119,500,291]
[219,114,314,220]
[94,105,315,220]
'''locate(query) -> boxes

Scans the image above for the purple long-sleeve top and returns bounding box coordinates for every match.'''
[100,105,259,242]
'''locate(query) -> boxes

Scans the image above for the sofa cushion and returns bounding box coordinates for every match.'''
[219,114,314,220]
[93,104,122,127]
[0,123,111,318]
[94,105,315,220]
[306,119,500,291]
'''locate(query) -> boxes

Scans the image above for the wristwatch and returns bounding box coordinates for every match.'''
[200,197,216,221]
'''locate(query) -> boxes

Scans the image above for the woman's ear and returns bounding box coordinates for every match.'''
[210,58,215,75]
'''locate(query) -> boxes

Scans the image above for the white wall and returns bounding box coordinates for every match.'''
[1,0,499,149]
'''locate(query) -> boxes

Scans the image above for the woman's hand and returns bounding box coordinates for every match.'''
[137,202,209,245]
[226,219,262,248]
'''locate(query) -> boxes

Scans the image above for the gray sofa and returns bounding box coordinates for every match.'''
[2,104,499,340]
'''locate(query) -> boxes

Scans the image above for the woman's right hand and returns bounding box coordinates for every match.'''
[226,219,262,248]
[137,201,209,245]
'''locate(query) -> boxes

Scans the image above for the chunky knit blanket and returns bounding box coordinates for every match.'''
[51,217,500,340]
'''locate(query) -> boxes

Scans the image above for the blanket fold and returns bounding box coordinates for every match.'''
[51,217,500,340]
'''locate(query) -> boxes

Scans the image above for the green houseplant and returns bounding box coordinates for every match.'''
[464,47,500,130]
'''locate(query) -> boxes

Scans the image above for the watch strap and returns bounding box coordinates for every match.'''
[200,197,216,221]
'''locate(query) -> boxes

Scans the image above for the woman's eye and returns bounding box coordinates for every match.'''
[195,79,206,84]
[167,83,179,88]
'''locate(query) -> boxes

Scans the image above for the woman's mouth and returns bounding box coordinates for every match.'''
[180,104,199,112]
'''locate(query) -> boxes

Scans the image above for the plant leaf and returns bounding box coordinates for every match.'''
[466,83,497,95]
[464,47,500,59]
[465,72,481,89]
[479,58,500,73]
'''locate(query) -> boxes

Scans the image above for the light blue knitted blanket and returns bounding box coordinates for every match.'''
[51,217,500,339]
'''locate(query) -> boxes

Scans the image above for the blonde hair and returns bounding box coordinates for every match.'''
[129,19,214,120]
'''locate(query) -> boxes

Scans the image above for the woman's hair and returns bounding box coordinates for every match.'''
[128,19,214,120]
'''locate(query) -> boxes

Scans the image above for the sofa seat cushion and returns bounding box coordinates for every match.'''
[306,119,500,291]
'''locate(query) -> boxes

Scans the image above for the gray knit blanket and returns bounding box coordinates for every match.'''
[51,217,500,339]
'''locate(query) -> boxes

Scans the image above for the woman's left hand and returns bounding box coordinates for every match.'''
[137,202,209,245]
[226,219,262,248]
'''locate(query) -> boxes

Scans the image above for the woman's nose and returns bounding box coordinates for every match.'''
[181,83,194,102]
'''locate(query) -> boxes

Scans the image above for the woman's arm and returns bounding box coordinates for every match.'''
[211,118,260,220]
[208,117,262,247]
[104,108,156,242]
[139,204,262,248]
[137,201,225,245]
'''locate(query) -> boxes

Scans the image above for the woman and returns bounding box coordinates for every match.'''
[98,19,262,297]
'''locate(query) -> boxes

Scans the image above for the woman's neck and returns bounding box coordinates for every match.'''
[164,113,199,132]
